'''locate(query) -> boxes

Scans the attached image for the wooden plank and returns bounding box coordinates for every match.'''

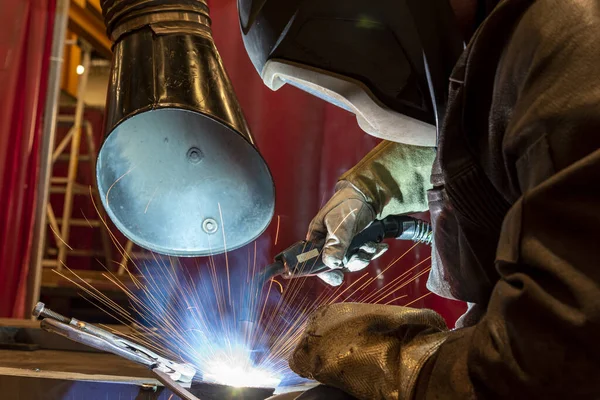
[0,319,40,329]
[0,343,276,399]
[49,185,88,194]
[0,349,156,380]
[58,46,91,268]
[0,319,132,334]
[41,268,139,292]
[0,367,161,386]
[118,240,135,275]
[56,154,91,162]
[42,260,59,268]
[60,31,81,98]
[83,122,114,265]
[86,0,102,14]
[56,218,102,227]
[47,248,104,257]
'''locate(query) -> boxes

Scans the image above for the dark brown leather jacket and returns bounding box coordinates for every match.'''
[419,0,600,397]
[301,0,600,398]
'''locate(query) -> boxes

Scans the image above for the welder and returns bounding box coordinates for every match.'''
[239,0,600,399]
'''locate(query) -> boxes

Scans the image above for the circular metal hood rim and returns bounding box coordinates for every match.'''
[96,107,276,257]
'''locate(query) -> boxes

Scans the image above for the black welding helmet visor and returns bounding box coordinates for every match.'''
[238,0,464,147]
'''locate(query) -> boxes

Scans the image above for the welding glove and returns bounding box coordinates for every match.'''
[309,141,436,282]
[289,303,449,400]
[308,181,386,275]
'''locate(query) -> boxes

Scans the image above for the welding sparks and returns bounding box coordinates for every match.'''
[105,165,136,206]
[270,279,284,294]
[202,351,282,388]
[67,195,435,391]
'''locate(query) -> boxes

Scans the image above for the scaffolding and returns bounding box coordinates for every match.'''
[25,4,151,317]
[36,41,150,293]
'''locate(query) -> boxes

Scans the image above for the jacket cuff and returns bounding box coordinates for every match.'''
[339,141,436,218]
[398,331,448,399]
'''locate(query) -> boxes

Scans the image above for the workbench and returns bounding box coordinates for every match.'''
[0,319,276,400]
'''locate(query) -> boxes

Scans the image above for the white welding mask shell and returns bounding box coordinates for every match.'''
[262,59,437,147]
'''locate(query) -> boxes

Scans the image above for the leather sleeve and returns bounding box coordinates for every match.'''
[339,141,436,218]
[417,1,600,398]
[289,303,449,400]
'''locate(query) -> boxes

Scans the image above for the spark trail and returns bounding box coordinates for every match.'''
[58,190,434,389]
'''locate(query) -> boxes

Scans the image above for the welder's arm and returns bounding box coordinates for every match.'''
[413,9,600,398]
[340,141,435,219]
[293,156,600,398]
[292,104,600,400]
[294,2,600,398]
[415,150,600,399]
[290,302,450,400]
[308,142,435,272]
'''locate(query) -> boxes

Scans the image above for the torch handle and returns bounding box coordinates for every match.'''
[277,215,431,279]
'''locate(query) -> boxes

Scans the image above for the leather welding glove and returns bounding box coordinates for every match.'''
[308,141,436,283]
[307,181,387,274]
[289,303,449,400]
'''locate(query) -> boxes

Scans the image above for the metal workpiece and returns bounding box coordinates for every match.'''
[40,319,155,369]
[32,302,70,323]
[2,321,279,400]
[33,303,199,399]
[96,0,275,257]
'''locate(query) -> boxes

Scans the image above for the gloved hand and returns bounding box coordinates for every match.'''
[289,303,449,400]
[307,181,389,284]
[307,141,436,285]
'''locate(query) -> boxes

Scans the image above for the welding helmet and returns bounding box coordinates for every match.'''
[238,0,465,147]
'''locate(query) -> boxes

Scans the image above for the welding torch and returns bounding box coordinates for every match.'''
[263,214,432,286]
[239,215,432,341]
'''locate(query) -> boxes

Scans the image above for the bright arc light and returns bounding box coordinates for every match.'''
[202,351,282,389]
[76,64,85,75]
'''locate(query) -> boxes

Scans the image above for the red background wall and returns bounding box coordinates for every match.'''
[0,0,55,317]
[0,0,465,325]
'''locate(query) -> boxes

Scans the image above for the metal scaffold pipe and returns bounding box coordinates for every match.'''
[27,0,72,316]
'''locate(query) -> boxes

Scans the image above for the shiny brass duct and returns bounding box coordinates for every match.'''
[97,0,275,257]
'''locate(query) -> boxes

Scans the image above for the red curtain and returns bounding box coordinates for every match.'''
[0,0,55,317]
[209,0,465,324]
[0,0,465,322]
